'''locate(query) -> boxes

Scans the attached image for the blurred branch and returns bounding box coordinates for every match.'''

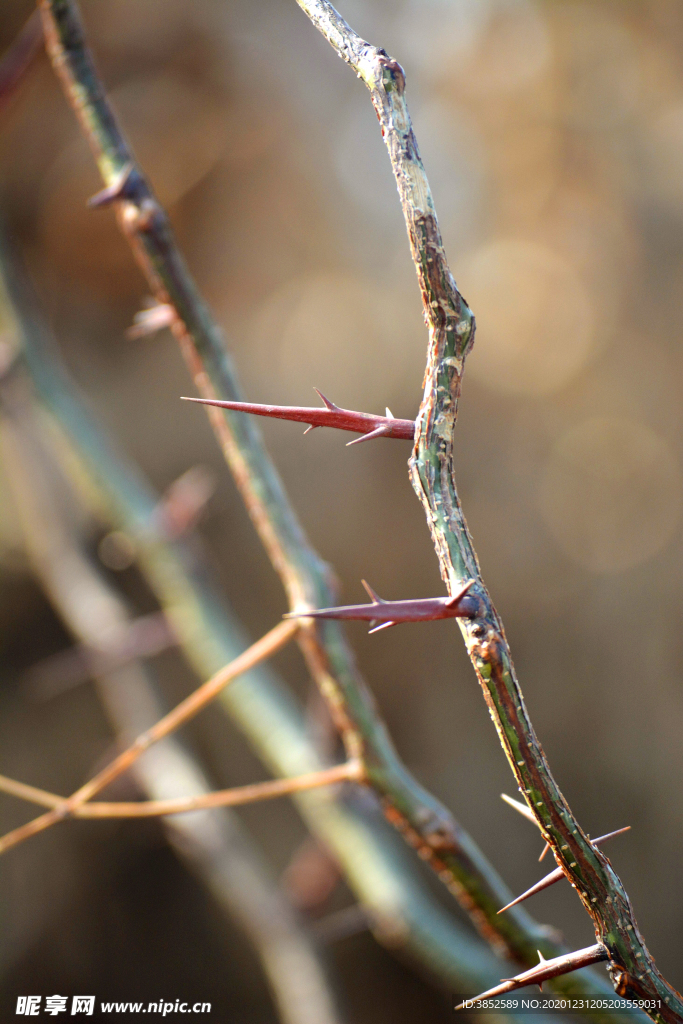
[0,11,42,115]
[0,244,519,999]
[34,0,598,983]
[22,610,178,700]
[292,0,683,1017]
[0,761,363,818]
[0,396,343,1024]
[0,617,298,854]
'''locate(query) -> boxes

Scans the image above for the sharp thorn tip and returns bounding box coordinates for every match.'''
[368,620,396,634]
[346,425,390,446]
[361,580,384,604]
[313,387,338,411]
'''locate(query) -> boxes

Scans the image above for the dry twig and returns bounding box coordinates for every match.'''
[0,617,298,853]
[0,762,363,819]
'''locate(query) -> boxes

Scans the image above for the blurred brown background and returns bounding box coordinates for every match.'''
[0,0,682,1019]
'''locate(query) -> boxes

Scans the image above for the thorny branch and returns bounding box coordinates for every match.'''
[33,0,614,991]
[293,0,683,1018]
[1,249,522,1001]
[23,0,663,1013]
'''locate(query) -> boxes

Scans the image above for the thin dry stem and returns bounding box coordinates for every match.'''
[0,761,363,818]
[0,618,298,854]
[0,774,61,808]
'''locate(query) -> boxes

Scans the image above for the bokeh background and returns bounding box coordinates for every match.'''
[0,0,682,1019]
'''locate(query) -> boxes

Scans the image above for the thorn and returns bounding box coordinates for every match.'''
[385,406,394,418]
[497,826,631,913]
[313,388,339,411]
[361,580,384,603]
[126,303,175,339]
[286,582,478,629]
[453,944,608,1009]
[501,793,536,824]
[539,842,550,862]
[497,868,563,913]
[368,620,396,634]
[592,825,631,844]
[303,424,317,434]
[346,424,391,446]
[537,951,546,964]
[180,393,415,441]
[88,163,135,208]
[446,579,476,606]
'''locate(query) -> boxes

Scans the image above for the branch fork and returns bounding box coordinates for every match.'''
[0,618,298,853]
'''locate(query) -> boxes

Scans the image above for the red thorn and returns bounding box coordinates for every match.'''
[539,842,550,862]
[180,393,415,442]
[154,465,216,538]
[447,579,476,606]
[313,388,339,411]
[88,163,135,208]
[346,424,391,446]
[454,944,608,1009]
[285,580,477,627]
[22,611,178,700]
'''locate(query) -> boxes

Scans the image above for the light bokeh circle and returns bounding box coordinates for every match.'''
[461,238,595,396]
[539,417,683,573]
